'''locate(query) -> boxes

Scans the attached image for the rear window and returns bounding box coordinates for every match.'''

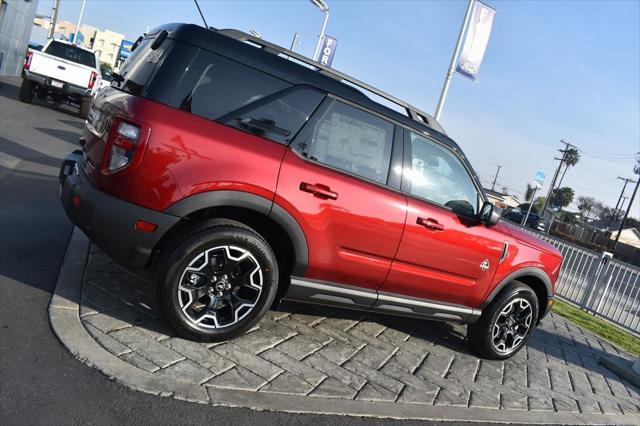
[112,38,169,97]
[45,41,96,68]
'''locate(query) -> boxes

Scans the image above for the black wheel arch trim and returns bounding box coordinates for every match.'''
[481,266,553,310]
[163,190,308,276]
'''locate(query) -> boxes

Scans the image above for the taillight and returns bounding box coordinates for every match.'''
[105,121,140,173]
[23,51,33,71]
[88,71,98,89]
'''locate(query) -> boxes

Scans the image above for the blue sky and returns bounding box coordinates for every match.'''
[37,0,640,218]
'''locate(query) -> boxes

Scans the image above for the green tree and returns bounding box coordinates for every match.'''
[533,196,546,213]
[556,147,580,188]
[100,62,112,75]
[525,183,536,202]
[577,196,597,221]
[550,187,575,208]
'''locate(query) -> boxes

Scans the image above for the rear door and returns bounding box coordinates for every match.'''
[275,97,406,291]
[379,129,504,309]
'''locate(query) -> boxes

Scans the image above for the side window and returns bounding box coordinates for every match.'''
[220,87,325,144]
[173,50,290,121]
[408,132,480,215]
[295,99,394,184]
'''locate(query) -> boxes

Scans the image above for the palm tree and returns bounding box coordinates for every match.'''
[556,147,580,188]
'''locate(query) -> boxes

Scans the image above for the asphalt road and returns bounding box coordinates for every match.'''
[0,77,488,426]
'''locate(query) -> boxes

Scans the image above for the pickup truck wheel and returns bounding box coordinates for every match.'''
[19,79,34,103]
[79,96,92,118]
[157,220,278,342]
[468,281,538,359]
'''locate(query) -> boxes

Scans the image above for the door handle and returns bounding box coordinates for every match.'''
[299,182,338,200]
[417,217,445,231]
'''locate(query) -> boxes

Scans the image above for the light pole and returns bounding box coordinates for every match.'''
[434,0,475,121]
[74,0,87,44]
[310,0,329,62]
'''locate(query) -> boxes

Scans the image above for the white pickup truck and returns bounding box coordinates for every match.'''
[20,39,101,118]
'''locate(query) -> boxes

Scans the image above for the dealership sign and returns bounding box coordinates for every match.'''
[456,1,496,80]
[316,35,338,67]
[533,170,546,188]
[117,40,135,63]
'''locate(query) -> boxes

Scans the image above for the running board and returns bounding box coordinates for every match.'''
[282,277,481,323]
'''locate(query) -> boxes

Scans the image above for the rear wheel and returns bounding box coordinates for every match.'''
[157,220,279,341]
[79,96,92,118]
[468,281,538,359]
[19,79,34,103]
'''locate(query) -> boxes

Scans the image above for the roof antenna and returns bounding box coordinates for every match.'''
[193,0,209,29]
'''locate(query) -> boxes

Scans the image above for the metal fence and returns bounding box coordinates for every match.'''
[514,225,640,335]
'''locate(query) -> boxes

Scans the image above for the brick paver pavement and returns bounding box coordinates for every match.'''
[80,248,640,416]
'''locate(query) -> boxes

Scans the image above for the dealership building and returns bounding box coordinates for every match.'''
[0,0,38,76]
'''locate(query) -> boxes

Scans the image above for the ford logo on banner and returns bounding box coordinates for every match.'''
[455,1,496,81]
[317,35,338,67]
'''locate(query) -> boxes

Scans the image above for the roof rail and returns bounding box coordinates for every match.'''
[215,28,440,130]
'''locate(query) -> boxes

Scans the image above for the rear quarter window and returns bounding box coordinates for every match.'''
[169,49,290,120]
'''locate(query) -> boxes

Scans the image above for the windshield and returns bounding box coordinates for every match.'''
[45,41,96,68]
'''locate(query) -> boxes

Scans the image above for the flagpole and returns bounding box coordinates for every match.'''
[434,0,475,122]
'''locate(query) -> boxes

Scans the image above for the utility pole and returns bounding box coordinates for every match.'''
[541,139,576,224]
[490,165,501,192]
[48,0,60,40]
[607,176,636,230]
[613,159,640,248]
[434,0,474,121]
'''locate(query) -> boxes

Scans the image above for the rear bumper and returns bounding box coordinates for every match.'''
[59,152,180,270]
[23,70,92,97]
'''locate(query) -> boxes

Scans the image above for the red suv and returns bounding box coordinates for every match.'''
[59,24,562,359]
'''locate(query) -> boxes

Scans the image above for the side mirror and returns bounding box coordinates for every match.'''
[479,201,500,226]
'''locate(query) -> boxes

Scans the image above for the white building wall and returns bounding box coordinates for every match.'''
[0,0,39,76]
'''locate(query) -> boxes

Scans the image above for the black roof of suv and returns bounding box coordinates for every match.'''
[148,23,465,155]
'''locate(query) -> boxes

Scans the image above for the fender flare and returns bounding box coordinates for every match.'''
[481,266,553,309]
[164,190,308,275]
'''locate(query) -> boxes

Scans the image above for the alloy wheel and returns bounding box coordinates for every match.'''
[491,297,533,354]
[177,245,263,329]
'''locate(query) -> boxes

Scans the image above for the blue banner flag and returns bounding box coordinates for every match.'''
[317,35,338,67]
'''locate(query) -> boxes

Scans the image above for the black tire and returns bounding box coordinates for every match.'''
[468,281,539,359]
[19,79,34,103]
[156,219,279,342]
[79,96,92,118]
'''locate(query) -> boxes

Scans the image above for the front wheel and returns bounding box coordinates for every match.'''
[157,220,279,342]
[468,281,539,359]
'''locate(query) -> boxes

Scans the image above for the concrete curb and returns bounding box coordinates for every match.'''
[49,227,638,424]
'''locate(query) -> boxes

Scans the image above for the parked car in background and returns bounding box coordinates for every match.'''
[95,72,112,93]
[503,204,546,231]
[20,39,100,118]
[59,24,562,359]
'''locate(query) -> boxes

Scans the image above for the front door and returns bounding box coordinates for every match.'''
[275,97,406,291]
[380,130,504,308]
